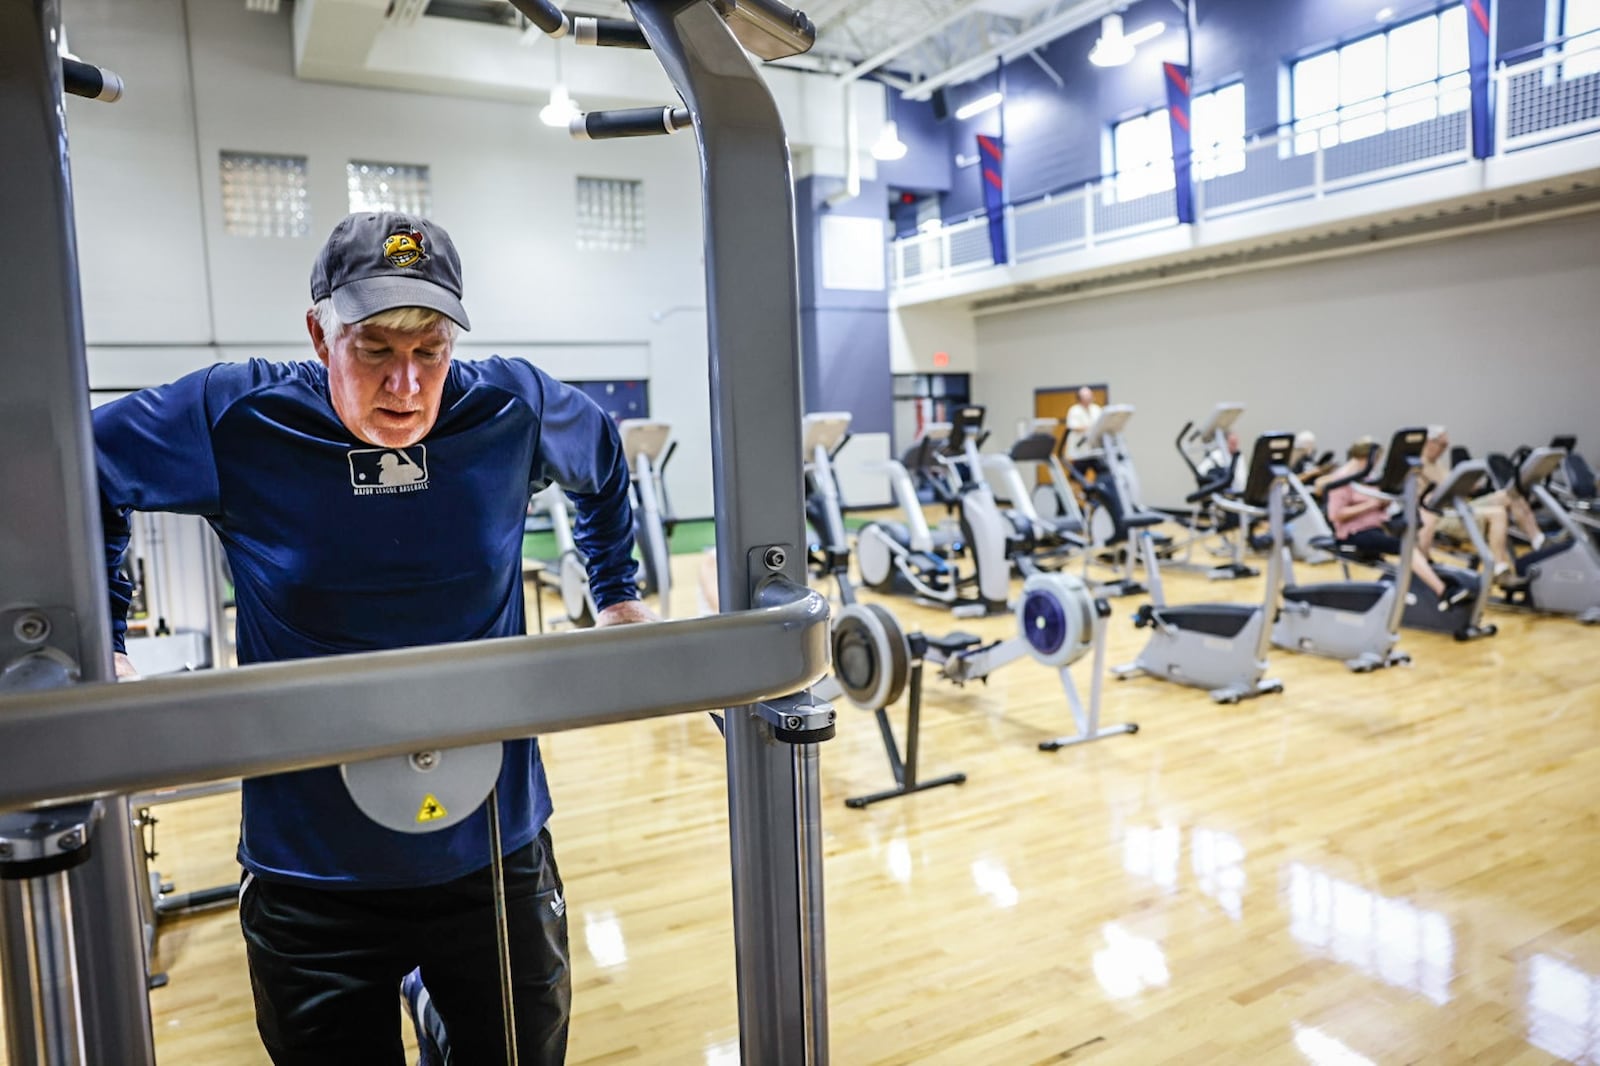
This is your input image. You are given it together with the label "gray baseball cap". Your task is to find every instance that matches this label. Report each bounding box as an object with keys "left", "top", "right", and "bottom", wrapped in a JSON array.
[{"left": 310, "top": 212, "right": 471, "bottom": 330}]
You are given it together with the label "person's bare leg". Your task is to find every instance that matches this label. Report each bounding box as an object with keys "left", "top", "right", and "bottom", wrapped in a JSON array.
[
  {"left": 1479, "top": 504, "right": 1511, "bottom": 568},
  {"left": 1508, "top": 492, "right": 1543, "bottom": 544},
  {"left": 1410, "top": 550, "right": 1447, "bottom": 598},
  {"left": 1417, "top": 510, "right": 1438, "bottom": 558}
]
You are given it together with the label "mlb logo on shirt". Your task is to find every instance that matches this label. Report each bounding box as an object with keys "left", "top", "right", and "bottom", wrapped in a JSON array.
[{"left": 347, "top": 446, "right": 430, "bottom": 496}]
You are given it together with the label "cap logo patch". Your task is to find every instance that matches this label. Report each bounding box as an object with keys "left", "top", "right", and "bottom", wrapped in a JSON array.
[{"left": 382, "top": 230, "right": 427, "bottom": 269}]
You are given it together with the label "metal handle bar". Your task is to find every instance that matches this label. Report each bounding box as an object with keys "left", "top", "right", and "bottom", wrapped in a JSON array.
[{"left": 0, "top": 578, "right": 829, "bottom": 812}]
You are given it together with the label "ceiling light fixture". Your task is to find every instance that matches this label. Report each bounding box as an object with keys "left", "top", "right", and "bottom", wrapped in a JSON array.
[
  {"left": 871, "top": 119, "right": 908, "bottom": 161},
  {"left": 954, "top": 91, "right": 1004, "bottom": 121},
  {"left": 540, "top": 83, "right": 580, "bottom": 127},
  {"left": 1375, "top": 6, "right": 1395, "bottom": 20},
  {"left": 1089, "top": 13, "right": 1166, "bottom": 68}
]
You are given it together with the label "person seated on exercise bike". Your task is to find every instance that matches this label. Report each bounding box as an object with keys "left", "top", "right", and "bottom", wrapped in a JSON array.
[
  {"left": 1416, "top": 427, "right": 1545, "bottom": 587},
  {"left": 1291, "top": 431, "right": 1337, "bottom": 483},
  {"left": 1198, "top": 430, "right": 1247, "bottom": 494},
  {"left": 1326, "top": 438, "right": 1471, "bottom": 610}
]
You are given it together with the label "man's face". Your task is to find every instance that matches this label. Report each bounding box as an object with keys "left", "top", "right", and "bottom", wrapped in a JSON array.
[
  {"left": 1423, "top": 435, "right": 1448, "bottom": 462},
  {"left": 1078, "top": 387, "right": 1094, "bottom": 406},
  {"left": 310, "top": 315, "right": 453, "bottom": 448}
]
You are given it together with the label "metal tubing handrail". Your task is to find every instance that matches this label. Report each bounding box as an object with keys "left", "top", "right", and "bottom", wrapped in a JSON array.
[
  {"left": 1497, "top": 26, "right": 1600, "bottom": 68},
  {"left": 0, "top": 579, "right": 829, "bottom": 813}
]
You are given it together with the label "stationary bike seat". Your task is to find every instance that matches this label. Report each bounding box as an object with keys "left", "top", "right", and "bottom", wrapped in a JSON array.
[{"left": 922, "top": 631, "right": 983, "bottom": 654}]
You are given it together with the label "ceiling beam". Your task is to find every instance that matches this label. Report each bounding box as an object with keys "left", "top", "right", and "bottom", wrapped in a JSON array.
[
  {"left": 901, "top": 0, "right": 1124, "bottom": 99},
  {"left": 836, "top": 0, "right": 994, "bottom": 83}
]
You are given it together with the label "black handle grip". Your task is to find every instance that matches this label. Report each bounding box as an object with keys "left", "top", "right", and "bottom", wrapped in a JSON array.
[
  {"left": 505, "top": 0, "right": 570, "bottom": 36},
  {"left": 575, "top": 16, "right": 650, "bottom": 49},
  {"left": 571, "top": 107, "right": 692, "bottom": 140},
  {"left": 62, "top": 57, "right": 123, "bottom": 102}
]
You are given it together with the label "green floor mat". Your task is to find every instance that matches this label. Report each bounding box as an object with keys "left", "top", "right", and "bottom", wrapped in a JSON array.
[{"left": 523, "top": 518, "right": 719, "bottom": 562}]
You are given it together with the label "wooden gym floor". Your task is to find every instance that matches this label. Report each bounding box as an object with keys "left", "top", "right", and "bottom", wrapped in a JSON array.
[{"left": 2, "top": 531, "right": 1597, "bottom": 1065}]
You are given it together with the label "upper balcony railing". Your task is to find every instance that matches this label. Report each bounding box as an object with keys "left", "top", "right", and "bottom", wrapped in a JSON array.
[{"left": 891, "top": 31, "right": 1600, "bottom": 291}]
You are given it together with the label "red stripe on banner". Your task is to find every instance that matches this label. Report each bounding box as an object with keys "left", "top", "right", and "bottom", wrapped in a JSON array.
[
  {"left": 1470, "top": 0, "right": 1489, "bottom": 33},
  {"left": 984, "top": 168, "right": 1003, "bottom": 190},
  {"left": 978, "top": 135, "right": 1003, "bottom": 162},
  {"left": 1172, "top": 106, "right": 1190, "bottom": 132},
  {"left": 1164, "top": 63, "right": 1190, "bottom": 97}
]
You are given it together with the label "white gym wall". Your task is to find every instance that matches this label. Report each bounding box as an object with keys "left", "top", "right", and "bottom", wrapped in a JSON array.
[{"left": 970, "top": 212, "right": 1600, "bottom": 506}]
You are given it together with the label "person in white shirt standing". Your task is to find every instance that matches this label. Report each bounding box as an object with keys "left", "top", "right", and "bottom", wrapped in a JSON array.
[{"left": 1064, "top": 386, "right": 1104, "bottom": 466}]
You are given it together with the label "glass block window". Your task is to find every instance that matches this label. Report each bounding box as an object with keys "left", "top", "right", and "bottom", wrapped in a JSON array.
[
  {"left": 576, "top": 177, "right": 644, "bottom": 251},
  {"left": 347, "top": 160, "right": 433, "bottom": 216},
  {"left": 219, "top": 151, "right": 310, "bottom": 238}
]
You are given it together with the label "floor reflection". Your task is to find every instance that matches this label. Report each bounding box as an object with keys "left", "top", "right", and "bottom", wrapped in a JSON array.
[
  {"left": 1122, "top": 824, "right": 1180, "bottom": 892},
  {"left": 970, "top": 856, "right": 1019, "bottom": 908},
  {"left": 1284, "top": 863, "right": 1454, "bottom": 1005},
  {"left": 702, "top": 1038, "right": 739, "bottom": 1066},
  {"left": 1292, "top": 1023, "right": 1377, "bottom": 1066},
  {"left": 886, "top": 835, "right": 913, "bottom": 885},
  {"left": 583, "top": 909, "right": 629, "bottom": 970},
  {"left": 1527, "top": 954, "right": 1600, "bottom": 1064},
  {"left": 1191, "top": 827, "right": 1246, "bottom": 921},
  {"left": 1092, "top": 923, "right": 1170, "bottom": 999},
  {"left": 1121, "top": 824, "right": 1246, "bottom": 919}
]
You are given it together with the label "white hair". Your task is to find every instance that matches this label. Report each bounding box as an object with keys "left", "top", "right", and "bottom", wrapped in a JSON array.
[{"left": 311, "top": 298, "right": 460, "bottom": 343}]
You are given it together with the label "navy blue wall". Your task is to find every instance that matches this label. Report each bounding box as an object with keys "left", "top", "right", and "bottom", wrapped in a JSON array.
[
  {"left": 795, "top": 175, "right": 894, "bottom": 435},
  {"left": 885, "top": 0, "right": 1552, "bottom": 221}
]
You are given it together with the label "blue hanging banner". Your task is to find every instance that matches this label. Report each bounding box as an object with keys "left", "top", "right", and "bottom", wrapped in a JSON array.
[
  {"left": 1466, "top": 0, "right": 1495, "bottom": 158},
  {"left": 977, "top": 134, "right": 1008, "bottom": 265},
  {"left": 1163, "top": 62, "right": 1196, "bottom": 224}
]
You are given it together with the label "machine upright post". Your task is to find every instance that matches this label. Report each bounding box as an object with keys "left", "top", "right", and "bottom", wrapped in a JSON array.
[
  {"left": 629, "top": 2, "right": 827, "bottom": 1061},
  {"left": 0, "top": 2, "right": 156, "bottom": 1062}
]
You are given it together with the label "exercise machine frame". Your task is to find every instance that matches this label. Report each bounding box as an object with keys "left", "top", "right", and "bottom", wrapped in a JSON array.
[{"left": 0, "top": 2, "right": 836, "bottom": 1063}]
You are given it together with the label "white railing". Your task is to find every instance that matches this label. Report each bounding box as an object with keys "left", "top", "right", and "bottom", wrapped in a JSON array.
[
  {"left": 1495, "top": 29, "right": 1600, "bottom": 153},
  {"left": 893, "top": 39, "right": 1600, "bottom": 291},
  {"left": 1198, "top": 79, "right": 1472, "bottom": 220},
  {"left": 890, "top": 216, "right": 992, "bottom": 288}
]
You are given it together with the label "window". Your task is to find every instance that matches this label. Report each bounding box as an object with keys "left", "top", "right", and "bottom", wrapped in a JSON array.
[
  {"left": 219, "top": 152, "right": 309, "bottom": 238},
  {"left": 1563, "top": 0, "right": 1600, "bottom": 76},
  {"left": 347, "top": 161, "right": 432, "bottom": 216},
  {"left": 1291, "top": 7, "right": 1469, "bottom": 154},
  {"left": 1110, "top": 83, "right": 1246, "bottom": 202},
  {"left": 575, "top": 176, "right": 644, "bottom": 251}
]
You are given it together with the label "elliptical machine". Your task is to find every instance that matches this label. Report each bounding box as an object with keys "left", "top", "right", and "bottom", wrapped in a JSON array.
[
  {"left": 802, "top": 411, "right": 857, "bottom": 602},
  {"left": 1271, "top": 427, "right": 1427, "bottom": 672},
  {"left": 619, "top": 419, "right": 675, "bottom": 617},
  {"left": 856, "top": 417, "right": 1014, "bottom": 617},
  {"left": 1113, "top": 433, "right": 1294, "bottom": 704},
  {"left": 821, "top": 572, "right": 1137, "bottom": 807},
  {"left": 1165, "top": 403, "right": 1258, "bottom": 580},
  {"left": 1069, "top": 406, "right": 1168, "bottom": 597},
  {"left": 981, "top": 421, "right": 1086, "bottom": 567},
  {"left": 545, "top": 418, "right": 676, "bottom": 625}
]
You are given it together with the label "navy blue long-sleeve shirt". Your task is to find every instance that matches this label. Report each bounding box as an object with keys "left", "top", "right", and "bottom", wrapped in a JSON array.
[{"left": 93, "top": 356, "right": 637, "bottom": 888}]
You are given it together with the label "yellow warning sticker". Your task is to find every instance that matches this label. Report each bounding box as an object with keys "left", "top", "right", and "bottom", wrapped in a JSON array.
[{"left": 416, "top": 794, "right": 448, "bottom": 824}]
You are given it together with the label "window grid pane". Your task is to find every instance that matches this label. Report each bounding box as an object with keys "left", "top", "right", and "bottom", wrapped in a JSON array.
[
  {"left": 576, "top": 176, "right": 645, "bottom": 252},
  {"left": 1565, "top": 0, "right": 1600, "bottom": 77},
  {"left": 220, "top": 152, "right": 310, "bottom": 239},
  {"left": 347, "top": 160, "right": 433, "bottom": 217},
  {"left": 1291, "top": 5, "right": 1469, "bottom": 154},
  {"left": 1566, "top": 0, "right": 1600, "bottom": 35},
  {"left": 1112, "top": 85, "right": 1244, "bottom": 201}
]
